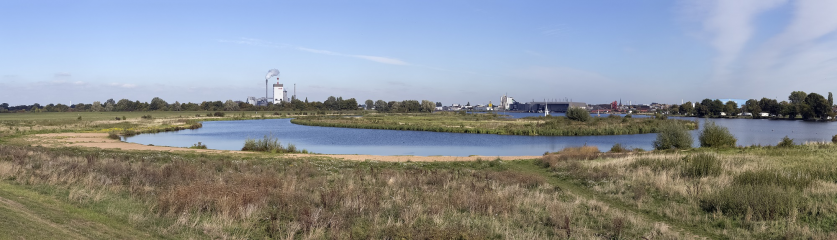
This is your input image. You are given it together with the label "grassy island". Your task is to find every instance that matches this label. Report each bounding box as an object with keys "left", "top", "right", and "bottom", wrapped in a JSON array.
[{"left": 291, "top": 112, "right": 698, "bottom": 136}]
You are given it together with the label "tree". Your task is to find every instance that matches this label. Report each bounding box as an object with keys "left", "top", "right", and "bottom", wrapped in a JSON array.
[
  {"left": 566, "top": 107, "right": 590, "bottom": 122},
  {"left": 724, "top": 101, "right": 738, "bottom": 116},
  {"left": 744, "top": 99, "right": 761, "bottom": 117},
  {"left": 365, "top": 99, "right": 373, "bottom": 110},
  {"left": 224, "top": 100, "right": 239, "bottom": 111},
  {"left": 780, "top": 101, "right": 797, "bottom": 118},
  {"left": 789, "top": 91, "right": 807, "bottom": 105},
  {"left": 421, "top": 100, "right": 435, "bottom": 112},
  {"left": 679, "top": 102, "right": 693, "bottom": 116},
  {"left": 91, "top": 101, "right": 103, "bottom": 112},
  {"left": 829, "top": 92, "right": 834, "bottom": 107},
  {"left": 805, "top": 93, "right": 830, "bottom": 120},
  {"left": 149, "top": 97, "right": 168, "bottom": 111},
  {"left": 172, "top": 101, "right": 182, "bottom": 111},
  {"left": 695, "top": 102, "right": 710, "bottom": 117},
  {"left": 324, "top": 96, "right": 338, "bottom": 110},
  {"left": 374, "top": 100, "right": 388, "bottom": 112},
  {"left": 758, "top": 98, "right": 780, "bottom": 116},
  {"left": 436, "top": 102, "right": 442, "bottom": 107},
  {"left": 104, "top": 101, "right": 114, "bottom": 112},
  {"left": 466, "top": 102, "right": 470, "bottom": 107},
  {"left": 710, "top": 99, "right": 724, "bottom": 116}
]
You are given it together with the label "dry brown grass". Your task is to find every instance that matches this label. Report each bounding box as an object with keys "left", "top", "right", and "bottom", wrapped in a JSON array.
[{"left": 0, "top": 145, "right": 695, "bottom": 239}]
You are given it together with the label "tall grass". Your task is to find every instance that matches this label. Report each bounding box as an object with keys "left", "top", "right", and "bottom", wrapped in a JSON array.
[
  {"left": 0, "top": 145, "right": 683, "bottom": 239},
  {"left": 241, "top": 135, "right": 302, "bottom": 153}
]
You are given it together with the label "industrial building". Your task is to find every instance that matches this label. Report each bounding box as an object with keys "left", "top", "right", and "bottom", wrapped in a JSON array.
[
  {"left": 508, "top": 101, "right": 587, "bottom": 113},
  {"left": 273, "top": 81, "right": 288, "bottom": 104}
]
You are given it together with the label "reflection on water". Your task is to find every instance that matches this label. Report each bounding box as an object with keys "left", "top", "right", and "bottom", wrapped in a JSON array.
[{"left": 125, "top": 117, "right": 837, "bottom": 156}]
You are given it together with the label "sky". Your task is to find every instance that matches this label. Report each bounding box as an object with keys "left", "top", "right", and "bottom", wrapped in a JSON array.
[{"left": 2, "top": 0, "right": 837, "bottom": 106}]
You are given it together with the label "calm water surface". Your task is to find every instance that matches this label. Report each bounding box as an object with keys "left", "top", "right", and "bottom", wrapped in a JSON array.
[{"left": 126, "top": 115, "right": 837, "bottom": 156}]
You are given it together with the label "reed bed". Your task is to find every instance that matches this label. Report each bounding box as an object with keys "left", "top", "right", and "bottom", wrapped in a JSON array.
[{"left": 291, "top": 113, "right": 698, "bottom": 136}]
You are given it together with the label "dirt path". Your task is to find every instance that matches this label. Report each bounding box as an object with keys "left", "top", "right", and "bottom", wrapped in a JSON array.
[{"left": 28, "top": 133, "right": 541, "bottom": 162}]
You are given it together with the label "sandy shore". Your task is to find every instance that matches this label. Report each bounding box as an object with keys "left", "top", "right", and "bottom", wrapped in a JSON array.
[{"left": 28, "top": 133, "right": 541, "bottom": 162}]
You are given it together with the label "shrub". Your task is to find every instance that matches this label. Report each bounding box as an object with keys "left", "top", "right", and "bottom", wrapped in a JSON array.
[
  {"left": 698, "top": 121, "right": 737, "bottom": 148},
  {"left": 141, "top": 114, "right": 153, "bottom": 119},
  {"left": 122, "top": 115, "right": 126, "bottom": 121},
  {"left": 566, "top": 107, "right": 590, "bottom": 122},
  {"left": 653, "top": 121, "right": 693, "bottom": 150},
  {"left": 777, "top": 136, "right": 794, "bottom": 147},
  {"left": 107, "top": 131, "right": 120, "bottom": 140},
  {"left": 77, "top": 116, "right": 82, "bottom": 120},
  {"left": 655, "top": 113, "right": 667, "bottom": 120},
  {"left": 610, "top": 143, "right": 629, "bottom": 153},
  {"left": 189, "top": 142, "right": 207, "bottom": 149},
  {"left": 607, "top": 114, "right": 621, "bottom": 120},
  {"left": 213, "top": 112, "right": 225, "bottom": 117},
  {"left": 624, "top": 114, "right": 632, "bottom": 118},
  {"left": 681, "top": 153, "right": 722, "bottom": 178},
  {"left": 832, "top": 134, "right": 837, "bottom": 143},
  {"left": 561, "top": 146, "right": 600, "bottom": 160}
]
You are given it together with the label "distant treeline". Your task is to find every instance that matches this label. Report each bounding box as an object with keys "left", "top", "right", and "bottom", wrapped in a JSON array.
[
  {"left": 663, "top": 91, "right": 835, "bottom": 120},
  {"left": 0, "top": 96, "right": 437, "bottom": 113}
]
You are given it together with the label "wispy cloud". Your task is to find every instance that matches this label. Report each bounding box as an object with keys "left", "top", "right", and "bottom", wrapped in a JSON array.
[
  {"left": 690, "top": 0, "right": 837, "bottom": 98},
  {"left": 700, "top": 0, "right": 786, "bottom": 80},
  {"left": 221, "top": 38, "right": 409, "bottom": 66},
  {"left": 354, "top": 55, "right": 408, "bottom": 65},
  {"left": 537, "top": 25, "right": 565, "bottom": 37},
  {"left": 54, "top": 72, "right": 72, "bottom": 78},
  {"left": 109, "top": 83, "right": 136, "bottom": 88}
]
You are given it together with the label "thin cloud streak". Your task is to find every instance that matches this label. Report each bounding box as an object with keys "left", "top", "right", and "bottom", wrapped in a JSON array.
[
  {"left": 222, "top": 38, "right": 409, "bottom": 66},
  {"left": 701, "top": 0, "right": 786, "bottom": 81}
]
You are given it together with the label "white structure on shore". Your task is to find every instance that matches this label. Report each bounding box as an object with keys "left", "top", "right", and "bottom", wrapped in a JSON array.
[{"left": 273, "top": 78, "right": 288, "bottom": 104}]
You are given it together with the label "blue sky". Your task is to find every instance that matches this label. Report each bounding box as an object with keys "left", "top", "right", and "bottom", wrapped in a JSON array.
[{"left": 2, "top": 0, "right": 836, "bottom": 106}]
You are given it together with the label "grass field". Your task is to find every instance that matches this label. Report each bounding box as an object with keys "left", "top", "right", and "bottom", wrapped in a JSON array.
[
  {"left": 291, "top": 112, "right": 698, "bottom": 136},
  {"left": 1, "top": 111, "right": 836, "bottom": 239}
]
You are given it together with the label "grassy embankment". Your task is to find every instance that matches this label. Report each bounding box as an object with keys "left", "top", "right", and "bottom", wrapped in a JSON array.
[
  {"left": 291, "top": 112, "right": 698, "bottom": 136},
  {"left": 1, "top": 111, "right": 836, "bottom": 238},
  {"left": 540, "top": 145, "right": 837, "bottom": 239},
  {"left": 0, "top": 111, "right": 342, "bottom": 142}
]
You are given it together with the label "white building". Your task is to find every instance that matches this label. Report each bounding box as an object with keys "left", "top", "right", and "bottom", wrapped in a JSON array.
[{"left": 273, "top": 82, "right": 288, "bottom": 104}]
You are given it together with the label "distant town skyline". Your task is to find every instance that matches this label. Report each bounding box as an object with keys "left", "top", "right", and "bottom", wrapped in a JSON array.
[{"left": 2, "top": 0, "right": 837, "bottom": 106}]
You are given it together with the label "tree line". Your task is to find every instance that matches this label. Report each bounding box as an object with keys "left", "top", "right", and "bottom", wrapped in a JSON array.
[
  {"left": 0, "top": 96, "right": 437, "bottom": 113},
  {"left": 363, "top": 99, "right": 436, "bottom": 113},
  {"left": 665, "top": 91, "right": 834, "bottom": 120}
]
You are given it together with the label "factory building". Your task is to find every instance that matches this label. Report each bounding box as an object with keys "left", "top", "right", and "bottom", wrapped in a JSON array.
[
  {"left": 509, "top": 101, "right": 587, "bottom": 113},
  {"left": 273, "top": 80, "right": 288, "bottom": 103}
]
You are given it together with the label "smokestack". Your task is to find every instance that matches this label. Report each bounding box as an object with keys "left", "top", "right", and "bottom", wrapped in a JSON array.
[{"left": 265, "top": 69, "right": 280, "bottom": 104}]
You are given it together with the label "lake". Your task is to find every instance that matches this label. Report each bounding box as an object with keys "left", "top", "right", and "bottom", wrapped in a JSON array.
[{"left": 125, "top": 116, "right": 837, "bottom": 156}]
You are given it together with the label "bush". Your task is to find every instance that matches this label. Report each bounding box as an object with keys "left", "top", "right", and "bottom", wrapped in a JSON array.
[
  {"left": 832, "top": 134, "right": 837, "bottom": 143},
  {"left": 213, "top": 112, "right": 225, "bottom": 117},
  {"left": 189, "top": 142, "right": 207, "bottom": 149},
  {"left": 141, "top": 114, "right": 153, "bottom": 119},
  {"left": 653, "top": 121, "right": 693, "bottom": 150},
  {"left": 698, "top": 121, "right": 737, "bottom": 148},
  {"left": 566, "top": 107, "right": 590, "bottom": 122},
  {"left": 610, "top": 143, "right": 629, "bottom": 153},
  {"left": 681, "top": 153, "right": 722, "bottom": 178},
  {"left": 777, "top": 136, "right": 794, "bottom": 147},
  {"left": 107, "top": 131, "right": 120, "bottom": 140}
]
